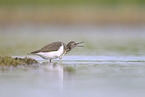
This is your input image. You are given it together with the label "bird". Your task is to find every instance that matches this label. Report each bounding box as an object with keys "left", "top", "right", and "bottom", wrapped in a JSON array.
[{"left": 30, "top": 41, "right": 84, "bottom": 62}]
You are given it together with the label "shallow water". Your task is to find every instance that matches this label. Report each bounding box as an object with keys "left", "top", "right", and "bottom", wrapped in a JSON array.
[
  {"left": 0, "top": 25, "right": 145, "bottom": 97},
  {"left": 0, "top": 56, "right": 145, "bottom": 97}
]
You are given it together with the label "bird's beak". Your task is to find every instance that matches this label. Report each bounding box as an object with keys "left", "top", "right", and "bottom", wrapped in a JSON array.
[{"left": 76, "top": 41, "right": 84, "bottom": 47}]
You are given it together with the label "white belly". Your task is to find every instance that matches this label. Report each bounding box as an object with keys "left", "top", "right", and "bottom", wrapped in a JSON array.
[{"left": 36, "top": 44, "right": 64, "bottom": 59}]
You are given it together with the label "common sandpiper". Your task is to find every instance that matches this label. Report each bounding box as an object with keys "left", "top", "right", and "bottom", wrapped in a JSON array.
[{"left": 30, "top": 41, "right": 84, "bottom": 62}]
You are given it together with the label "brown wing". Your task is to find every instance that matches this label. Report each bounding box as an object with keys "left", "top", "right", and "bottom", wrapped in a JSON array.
[{"left": 31, "top": 42, "right": 63, "bottom": 54}]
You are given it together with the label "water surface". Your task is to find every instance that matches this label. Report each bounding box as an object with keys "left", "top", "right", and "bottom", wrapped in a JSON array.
[
  {"left": 0, "top": 25, "right": 145, "bottom": 97},
  {"left": 0, "top": 56, "right": 145, "bottom": 97}
]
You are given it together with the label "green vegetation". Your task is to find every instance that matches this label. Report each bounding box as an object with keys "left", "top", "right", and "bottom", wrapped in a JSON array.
[
  {"left": 0, "top": 0, "right": 145, "bottom": 6},
  {"left": 64, "top": 67, "right": 75, "bottom": 72},
  {"left": 0, "top": 0, "right": 145, "bottom": 25},
  {"left": 0, "top": 56, "right": 38, "bottom": 66}
]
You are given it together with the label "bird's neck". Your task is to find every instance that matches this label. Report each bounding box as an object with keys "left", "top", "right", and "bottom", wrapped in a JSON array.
[
  {"left": 63, "top": 43, "right": 71, "bottom": 53},
  {"left": 62, "top": 43, "right": 67, "bottom": 51}
]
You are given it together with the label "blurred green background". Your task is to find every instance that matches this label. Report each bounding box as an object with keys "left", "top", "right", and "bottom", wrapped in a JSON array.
[
  {"left": 0, "top": 0, "right": 145, "bottom": 56},
  {"left": 0, "top": 0, "right": 145, "bottom": 24}
]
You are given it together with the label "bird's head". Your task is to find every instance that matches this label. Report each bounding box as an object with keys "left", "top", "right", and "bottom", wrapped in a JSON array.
[
  {"left": 66, "top": 41, "right": 84, "bottom": 53},
  {"left": 59, "top": 41, "right": 84, "bottom": 59}
]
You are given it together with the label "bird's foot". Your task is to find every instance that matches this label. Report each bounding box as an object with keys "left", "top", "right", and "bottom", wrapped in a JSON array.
[{"left": 59, "top": 56, "right": 62, "bottom": 59}]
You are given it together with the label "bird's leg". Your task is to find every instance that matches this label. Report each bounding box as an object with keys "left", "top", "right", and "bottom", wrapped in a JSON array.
[
  {"left": 59, "top": 50, "right": 67, "bottom": 59},
  {"left": 49, "top": 59, "right": 52, "bottom": 62},
  {"left": 59, "top": 55, "right": 63, "bottom": 59},
  {"left": 59, "top": 56, "right": 62, "bottom": 59},
  {"left": 60, "top": 54, "right": 65, "bottom": 59}
]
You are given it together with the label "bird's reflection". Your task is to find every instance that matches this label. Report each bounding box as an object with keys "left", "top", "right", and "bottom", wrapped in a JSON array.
[
  {"left": 39, "top": 61, "right": 76, "bottom": 93},
  {"left": 41, "top": 61, "right": 75, "bottom": 73}
]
